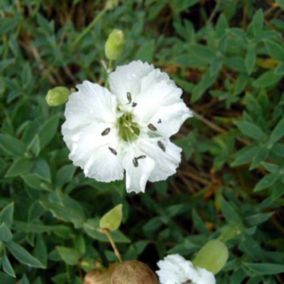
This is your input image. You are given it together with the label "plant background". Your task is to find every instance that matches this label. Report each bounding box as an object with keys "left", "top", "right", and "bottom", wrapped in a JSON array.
[{"left": 1, "top": 0, "right": 284, "bottom": 283}]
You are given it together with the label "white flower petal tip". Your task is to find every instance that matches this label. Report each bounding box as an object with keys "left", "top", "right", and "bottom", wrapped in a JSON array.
[
  {"left": 156, "top": 254, "right": 216, "bottom": 284},
  {"left": 62, "top": 61, "right": 192, "bottom": 193}
]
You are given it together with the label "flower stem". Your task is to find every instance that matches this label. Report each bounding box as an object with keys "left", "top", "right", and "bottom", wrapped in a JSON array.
[
  {"left": 72, "top": 8, "right": 107, "bottom": 49},
  {"left": 101, "top": 228, "right": 122, "bottom": 263}
]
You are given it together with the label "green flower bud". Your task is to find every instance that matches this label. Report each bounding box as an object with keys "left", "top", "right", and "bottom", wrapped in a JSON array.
[
  {"left": 99, "top": 204, "right": 123, "bottom": 232},
  {"left": 46, "top": 86, "right": 70, "bottom": 106},
  {"left": 105, "top": 0, "right": 119, "bottom": 10},
  {"left": 192, "top": 239, "right": 229, "bottom": 275},
  {"left": 105, "top": 29, "right": 125, "bottom": 61}
]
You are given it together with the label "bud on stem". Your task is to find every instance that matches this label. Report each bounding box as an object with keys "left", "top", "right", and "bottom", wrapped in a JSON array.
[
  {"left": 105, "top": 29, "right": 125, "bottom": 61},
  {"left": 192, "top": 239, "right": 229, "bottom": 274},
  {"left": 46, "top": 86, "right": 70, "bottom": 106}
]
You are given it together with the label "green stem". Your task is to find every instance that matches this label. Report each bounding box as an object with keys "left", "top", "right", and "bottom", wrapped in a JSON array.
[
  {"left": 101, "top": 228, "right": 122, "bottom": 263},
  {"left": 72, "top": 8, "right": 107, "bottom": 49}
]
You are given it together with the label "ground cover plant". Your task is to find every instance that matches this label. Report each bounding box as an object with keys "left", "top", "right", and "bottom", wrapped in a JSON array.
[{"left": 1, "top": 0, "right": 284, "bottom": 283}]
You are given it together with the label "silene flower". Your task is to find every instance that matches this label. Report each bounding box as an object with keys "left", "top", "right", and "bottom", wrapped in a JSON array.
[
  {"left": 156, "top": 254, "right": 216, "bottom": 284},
  {"left": 62, "top": 61, "right": 192, "bottom": 193}
]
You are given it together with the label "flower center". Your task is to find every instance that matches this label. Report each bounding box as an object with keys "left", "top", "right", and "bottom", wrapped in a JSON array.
[{"left": 117, "top": 112, "right": 140, "bottom": 142}]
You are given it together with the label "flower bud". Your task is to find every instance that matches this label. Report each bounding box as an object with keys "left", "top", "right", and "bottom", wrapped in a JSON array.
[
  {"left": 105, "top": 0, "right": 119, "bottom": 10},
  {"left": 192, "top": 239, "right": 229, "bottom": 275},
  {"left": 105, "top": 29, "right": 125, "bottom": 61},
  {"left": 99, "top": 204, "right": 123, "bottom": 232},
  {"left": 110, "top": 260, "right": 158, "bottom": 284},
  {"left": 46, "top": 86, "right": 70, "bottom": 106}
]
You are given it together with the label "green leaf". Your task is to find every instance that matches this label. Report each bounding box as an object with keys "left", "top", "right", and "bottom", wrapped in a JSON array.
[
  {"left": 55, "top": 164, "right": 76, "bottom": 188},
  {"left": 38, "top": 115, "right": 59, "bottom": 150},
  {"left": 6, "top": 241, "right": 45, "bottom": 268},
  {"left": 236, "top": 121, "right": 266, "bottom": 140},
  {"left": 0, "top": 203, "right": 14, "bottom": 228},
  {"left": 245, "top": 212, "right": 273, "bottom": 226},
  {"left": 21, "top": 174, "right": 46, "bottom": 191},
  {"left": 275, "top": 62, "right": 284, "bottom": 75},
  {"left": 253, "top": 173, "right": 279, "bottom": 192},
  {"left": 276, "top": 0, "right": 284, "bottom": 10},
  {"left": 33, "top": 159, "right": 51, "bottom": 183},
  {"left": 188, "top": 44, "right": 216, "bottom": 65},
  {"left": 20, "top": 275, "right": 30, "bottom": 284},
  {"left": 231, "top": 146, "right": 258, "bottom": 167},
  {"left": 0, "top": 134, "right": 26, "bottom": 157},
  {"left": 221, "top": 197, "right": 242, "bottom": 225},
  {"left": 2, "top": 254, "right": 15, "bottom": 278},
  {"left": 170, "top": 0, "right": 198, "bottom": 13},
  {"left": 250, "top": 146, "right": 270, "bottom": 169},
  {"left": 56, "top": 246, "right": 80, "bottom": 266},
  {"left": 40, "top": 192, "right": 85, "bottom": 228},
  {"left": 5, "top": 158, "right": 33, "bottom": 178},
  {"left": 84, "top": 219, "right": 130, "bottom": 243},
  {"left": 27, "top": 135, "right": 41, "bottom": 157},
  {"left": 245, "top": 45, "right": 256, "bottom": 75},
  {"left": 34, "top": 236, "right": 47, "bottom": 267},
  {"left": 0, "top": 15, "right": 21, "bottom": 36},
  {"left": 265, "top": 40, "right": 284, "bottom": 61},
  {"left": 134, "top": 40, "right": 155, "bottom": 62},
  {"left": 99, "top": 204, "right": 123, "bottom": 231},
  {"left": 251, "top": 10, "right": 264, "bottom": 39},
  {"left": 253, "top": 71, "right": 282, "bottom": 88},
  {"left": 0, "top": 223, "right": 13, "bottom": 242},
  {"left": 243, "top": 262, "right": 284, "bottom": 275},
  {"left": 268, "top": 117, "right": 284, "bottom": 146}
]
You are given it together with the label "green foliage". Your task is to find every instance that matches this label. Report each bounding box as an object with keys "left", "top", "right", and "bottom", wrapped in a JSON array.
[{"left": 0, "top": 0, "right": 284, "bottom": 283}]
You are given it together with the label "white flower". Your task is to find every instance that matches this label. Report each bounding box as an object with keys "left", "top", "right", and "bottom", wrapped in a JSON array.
[
  {"left": 156, "top": 254, "right": 216, "bottom": 284},
  {"left": 62, "top": 61, "right": 192, "bottom": 193}
]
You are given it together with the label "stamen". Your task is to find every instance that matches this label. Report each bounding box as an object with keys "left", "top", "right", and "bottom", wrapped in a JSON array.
[
  {"left": 108, "top": 147, "right": 117, "bottom": 155},
  {"left": 132, "top": 158, "right": 138, "bottom": 167},
  {"left": 101, "top": 128, "right": 111, "bottom": 136},
  {"left": 157, "top": 141, "right": 166, "bottom": 152},
  {"left": 148, "top": 123, "right": 157, "bottom": 131},
  {"left": 157, "top": 119, "right": 162, "bottom": 124},
  {"left": 136, "top": 155, "right": 146, "bottom": 160},
  {"left": 127, "top": 92, "right": 132, "bottom": 103},
  {"left": 132, "top": 155, "right": 146, "bottom": 167},
  {"left": 132, "top": 102, "right": 137, "bottom": 107}
]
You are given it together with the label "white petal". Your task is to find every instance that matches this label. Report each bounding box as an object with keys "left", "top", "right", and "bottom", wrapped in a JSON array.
[
  {"left": 109, "top": 60, "right": 154, "bottom": 105},
  {"left": 144, "top": 102, "right": 192, "bottom": 138},
  {"left": 138, "top": 137, "right": 182, "bottom": 182},
  {"left": 196, "top": 268, "right": 216, "bottom": 284},
  {"left": 156, "top": 254, "right": 199, "bottom": 284},
  {"left": 121, "top": 143, "right": 155, "bottom": 193},
  {"left": 62, "top": 121, "right": 123, "bottom": 183},
  {"left": 133, "top": 68, "right": 190, "bottom": 126},
  {"left": 62, "top": 80, "right": 123, "bottom": 182},
  {"left": 64, "top": 80, "right": 117, "bottom": 130}
]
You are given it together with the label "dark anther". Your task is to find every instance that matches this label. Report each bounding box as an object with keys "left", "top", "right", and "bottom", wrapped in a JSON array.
[
  {"left": 136, "top": 155, "right": 146, "bottom": 160},
  {"left": 148, "top": 123, "right": 157, "bottom": 131},
  {"left": 157, "top": 119, "right": 162, "bottom": 124},
  {"left": 108, "top": 147, "right": 117, "bottom": 155},
  {"left": 127, "top": 92, "right": 132, "bottom": 103},
  {"left": 132, "top": 102, "right": 137, "bottom": 107},
  {"left": 132, "top": 158, "right": 138, "bottom": 167},
  {"left": 133, "top": 155, "right": 146, "bottom": 167},
  {"left": 101, "top": 128, "right": 111, "bottom": 136},
  {"left": 157, "top": 141, "right": 166, "bottom": 152}
]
